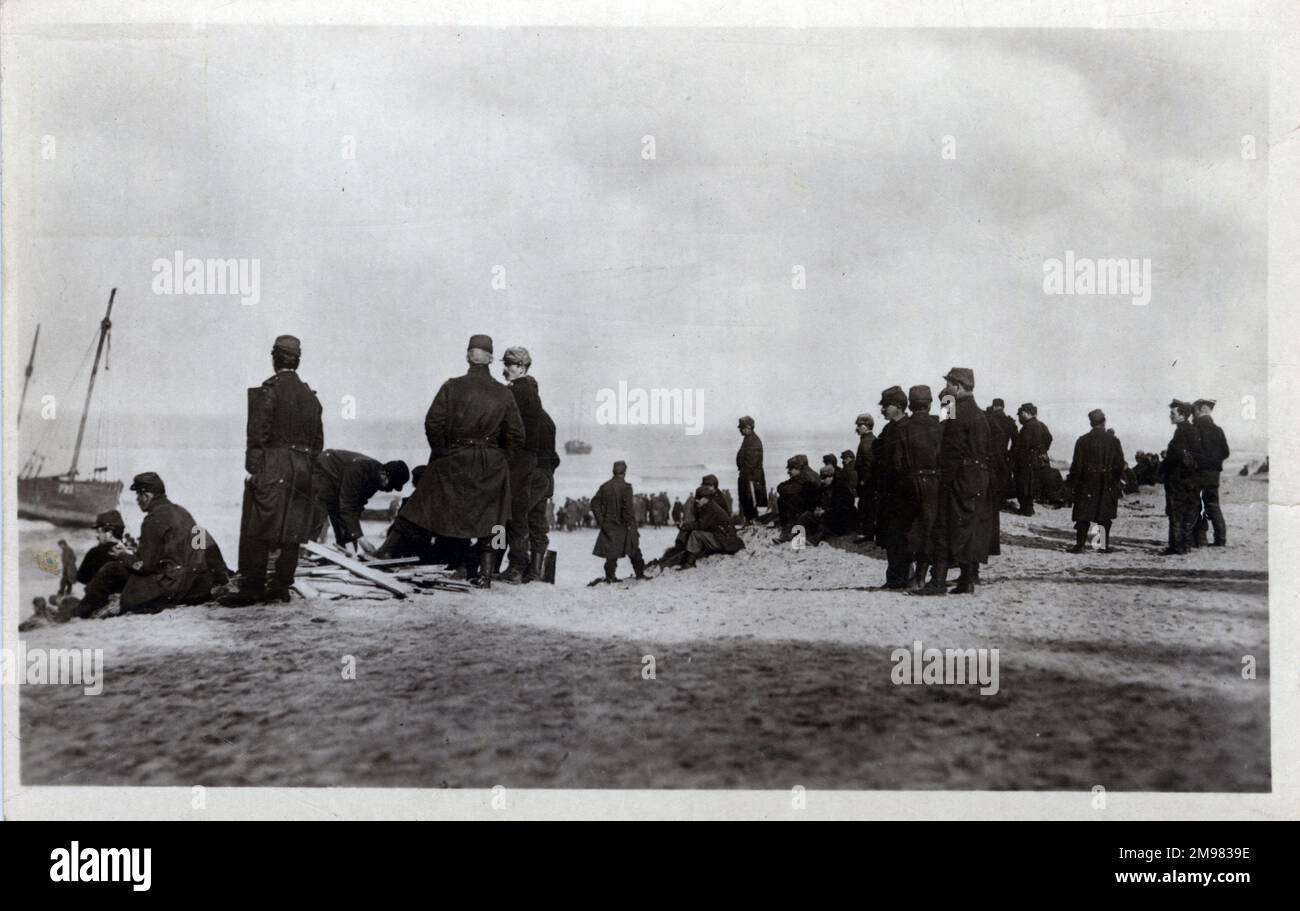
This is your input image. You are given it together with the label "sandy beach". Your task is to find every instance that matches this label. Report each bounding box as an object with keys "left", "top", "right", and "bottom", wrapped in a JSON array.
[{"left": 14, "top": 472, "right": 1268, "bottom": 791}]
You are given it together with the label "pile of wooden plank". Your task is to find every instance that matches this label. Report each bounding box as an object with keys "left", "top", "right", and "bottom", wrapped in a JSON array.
[{"left": 293, "top": 542, "right": 471, "bottom": 601}]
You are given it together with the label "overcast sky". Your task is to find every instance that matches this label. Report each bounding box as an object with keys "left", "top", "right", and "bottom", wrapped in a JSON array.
[{"left": 5, "top": 25, "right": 1269, "bottom": 455}]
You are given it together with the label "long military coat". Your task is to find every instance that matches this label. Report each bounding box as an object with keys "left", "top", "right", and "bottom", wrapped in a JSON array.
[
  {"left": 930, "top": 397, "right": 992, "bottom": 565},
  {"left": 400, "top": 364, "right": 525, "bottom": 539},
  {"left": 591, "top": 476, "right": 640, "bottom": 558},
  {"left": 1067, "top": 427, "right": 1126, "bottom": 523},
  {"left": 1159, "top": 421, "right": 1202, "bottom": 517},
  {"left": 873, "top": 419, "right": 909, "bottom": 548},
  {"left": 240, "top": 370, "right": 324, "bottom": 544},
  {"left": 736, "top": 432, "right": 768, "bottom": 507},
  {"left": 894, "top": 412, "right": 943, "bottom": 557},
  {"left": 123, "top": 496, "right": 209, "bottom": 608}
]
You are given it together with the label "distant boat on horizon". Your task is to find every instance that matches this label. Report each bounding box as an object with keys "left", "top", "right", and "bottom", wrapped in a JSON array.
[
  {"left": 564, "top": 439, "right": 592, "bottom": 455},
  {"left": 17, "top": 290, "right": 124, "bottom": 527}
]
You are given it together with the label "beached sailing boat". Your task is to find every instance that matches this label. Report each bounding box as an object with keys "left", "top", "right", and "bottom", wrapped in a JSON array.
[{"left": 17, "top": 289, "right": 124, "bottom": 526}]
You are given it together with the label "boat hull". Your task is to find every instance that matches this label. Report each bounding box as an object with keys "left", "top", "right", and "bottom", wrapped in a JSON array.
[{"left": 17, "top": 476, "right": 123, "bottom": 527}]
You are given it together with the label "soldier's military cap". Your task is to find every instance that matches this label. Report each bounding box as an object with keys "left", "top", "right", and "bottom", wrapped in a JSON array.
[
  {"left": 822, "top": 454, "right": 837, "bottom": 466},
  {"left": 694, "top": 486, "right": 713, "bottom": 499},
  {"left": 468, "top": 334, "right": 494, "bottom": 353},
  {"left": 944, "top": 367, "right": 975, "bottom": 390},
  {"left": 1169, "top": 399, "right": 1194, "bottom": 416},
  {"left": 793, "top": 455, "right": 810, "bottom": 468},
  {"left": 383, "top": 461, "right": 410, "bottom": 491},
  {"left": 1192, "top": 398, "right": 1216, "bottom": 410},
  {"left": 503, "top": 346, "right": 531, "bottom": 367},
  {"left": 1088, "top": 408, "right": 1106, "bottom": 424},
  {"left": 786, "top": 456, "right": 801, "bottom": 470},
  {"left": 879, "top": 386, "right": 907, "bottom": 408},
  {"left": 908, "top": 384, "right": 933, "bottom": 406},
  {"left": 841, "top": 449, "right": 854, "bottom": 461},
  {"left": 737, "top": 415, "right": 755, "bottom": 428},
  {"left": 272, "top": 334, "right": 301, "bottom": 356},
  {"left": 94, "top": 509, "right": 125, "bottom": 530},
  {"left": 129, "top": 471, "right": 166, "bottom": 494},
  {"left": 992, "top": 398, "right": 1006, "bottom": 408},
  {"left": 855, "top": 413, "right": 875, "bottom": 427},
  {"left": 613, "top": 460, "right": 628, "bottom": 474},
  {"left": 1019, "top": 402, "right": 1038, "bottom": 416},
  {"left": 702, "top": 473, "right": 720, "bottom": 489}
]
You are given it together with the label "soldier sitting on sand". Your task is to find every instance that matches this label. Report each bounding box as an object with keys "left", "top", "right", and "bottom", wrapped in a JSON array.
[
  {"left": 76, "top": 472, "right": 223, "bottom": 617},
  {"left": 677, "top": 486, "right": 745, "bottom": 568}
]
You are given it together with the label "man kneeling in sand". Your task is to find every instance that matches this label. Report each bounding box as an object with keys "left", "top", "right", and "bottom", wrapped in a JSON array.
[
  {"left": 74, "top": 472, "right": 223, "bottom": 617},
  {"left": 677, "top": 486, "right": 745, "bottom": 569}
]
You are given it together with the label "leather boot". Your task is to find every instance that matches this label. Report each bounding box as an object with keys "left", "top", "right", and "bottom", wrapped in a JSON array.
[
  {"left": 910, "top": 562, "right": 948, "bottom": 596},
  {"left": 529, "top": 551, "right": 547, "bottom": 583},
  {"left": 471, "top": 551, "right": 494, "bottom": 589},
  {"left": 908, "top": 562, "right": 928, "bottom": 593},
  {"left": 950, "top": 565, "right": 976, "bottom": 595},
  {"left": 632, "top": 556, "right": 648, "bottom": 580}
]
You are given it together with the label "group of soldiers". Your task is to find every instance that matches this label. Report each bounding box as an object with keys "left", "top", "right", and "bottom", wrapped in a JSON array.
[
  {"left": 735, "top": 371, "right": 1232, "bottom": 596},
  {"left": 34, "top": 336, "right": 1235, "bottom": 617}
]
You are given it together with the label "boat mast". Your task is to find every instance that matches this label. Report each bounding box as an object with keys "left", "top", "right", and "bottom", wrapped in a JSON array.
[
  {"left": 67, "top": 289, "right": 115, "bottom": 479},
  {"left": 16, "top": 323, "right": 39, "bottom": 429}
]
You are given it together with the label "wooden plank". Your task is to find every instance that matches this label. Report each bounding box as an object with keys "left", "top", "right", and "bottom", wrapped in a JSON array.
[
  {"left": 292, "top": 578, "right": 322, "bottom": 599},
  {"left": 301, "top": 557, "right": 419, "bottom": 576},
  {"left": 301, "top": 542, "right": 412, "bottom": 598}
]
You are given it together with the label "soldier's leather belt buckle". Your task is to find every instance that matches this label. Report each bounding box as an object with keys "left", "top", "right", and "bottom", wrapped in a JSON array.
[{"left": 454, "top": 437, "right": 497, "bottom": 448}]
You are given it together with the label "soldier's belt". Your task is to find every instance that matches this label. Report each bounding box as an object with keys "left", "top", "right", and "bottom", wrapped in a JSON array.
[
  {"left": 907, "top": 469, "right": 940, "bottom": 477},
  {"left": 453, "top": 437, "right": 498, "bottom": 448}
]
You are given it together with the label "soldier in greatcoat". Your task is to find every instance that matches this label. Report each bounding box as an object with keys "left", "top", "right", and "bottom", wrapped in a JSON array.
[
  {"left": 1158, "top": 399, "right": 1203, "bottom": 555},
  {"left": 894, "top": 385, "right": 943, "bottom": 591},
  {"left": 874, "top": 386, "right": 911, "bottom": 589},
  {"left": 222, "top": 335, "right": 324, "bottom": 605},
  {"left": 912, "top": 368, "right": 992, "bottom": 596},
  {"left": 853, "top": 414, "right": 876, "bottom": 543},
  {"left": 735, "top": 416, "right": 768, "bottom": 525},
  {"left": 1011, "top": 403, "right": 1053, "bottom": 516},
  {"left": 1065, "top": 409, "right": 1126, "bottom": 552},
  {"left": 396, "top": 334, "right": 525, "bottom": 588},
  {"left": 591, "top": 461, "right": 646, "bottom": 582}
]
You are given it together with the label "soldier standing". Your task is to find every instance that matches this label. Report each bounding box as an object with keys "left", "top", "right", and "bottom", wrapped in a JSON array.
[
  {"left": 57, "top": 540, "right": 77, "bottom": 596},
  {"left": 397, "top": 334, "right": 525, "bottom": 588},
  {"left": 1159, "top": 399, "right": 1203, "bottom": 555},
  {"left": 735, "top": 416, "right": 767, "bottom": 525},
  {"left": 894, "top": 385, "right": 943, "bottom": 591},
  {"left": 222, "top": 335, "right": 323, "bottom": 606},
  {"left": 1192, "top": 398, "right": 1230, "bottom": 547},
  {"left": 874, "top": 386, "right": 911, "bottom": 589},
  {"left": 912, "top": 368, "right": 991, "bottom": 596},
  {"left": 500, "top": 346, "right": 558, "bottom": 583},
  {"left": 1065, "top": 409, "right": 1126, "bottom": 552},
  {"left": 1011, "top": 403, "right": 1052, "bottom": 516},
  {"left": 592, "top": 461, "right": 646, "bottom": 582},
  {"left": 853, "top": 414, "right": 876, "bottom": 543}
]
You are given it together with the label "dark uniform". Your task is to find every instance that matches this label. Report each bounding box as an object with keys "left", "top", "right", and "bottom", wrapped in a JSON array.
[
  {"left": 736, "top": 417, "right": 768, "bottom": 522},
  {"left": 233, "top": 335, "right": 324, "bottom": 599},
  {"left": 503, "top": 356, "right": 544, "bottom": 578},
  {"left": 592, "top": 463, "right": 645, "bottom": 581},
  {"left": 775, "top": 457, "right": 818, "bottom": 535},
  {"left": 1160, "top": 401, "right": 1203, "bottom": 554},
  {"left": 917, "top": 369, "right": 991, "bottom": 595},
  {"left": 525, "top": 385, "right": 561, "bottom": 580},
  {"left": 313, "top": 449, "right": 405, "bottom": 546},
  {"left": 1011, "top": 406, "right": 1052, "bottom": 515},
  {"left": 1192, "top": 403, "right": 1230, "bottom": 546},
  {"left": 80, "top": 473, "right": 215, "bottom": 615},
  {"left": 400, "top": 353, "right": 525, "bottom": 540},
  {"left": 1066, "top": 412, "right": 1126, "bottom": 551},
  {"left": 683, "top": 490, "right": 745, "bottom": 560},
  {"left": 985, "top": 401, "right": 1017, "bottom": 555},
  {"left": 894, "top": 387, "right": 943, "bottom": 589},
  {"left": 874, "top": 388, "right": 911, "bottom": 588},
  {"left": 58, "top": 542, "right": 77, "bottom": 596},
  {"left": 854, "top": 416, "right": 876, "bottom": 539}
]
